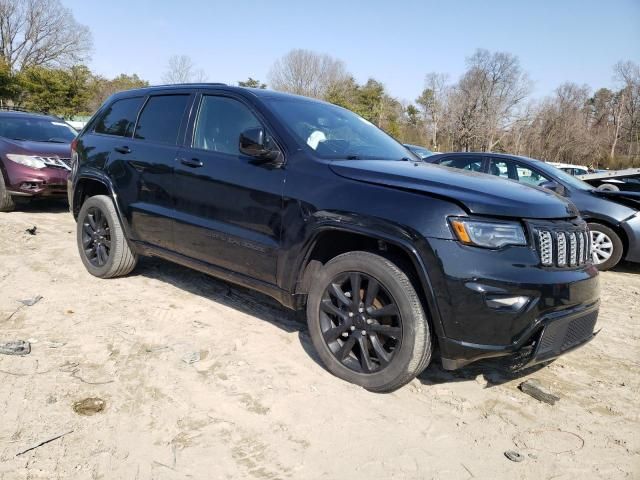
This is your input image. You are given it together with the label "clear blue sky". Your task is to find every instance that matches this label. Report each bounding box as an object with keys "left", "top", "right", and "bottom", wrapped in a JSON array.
[{"left": 63, "top": 0, "right": 639, "bottom": 102}]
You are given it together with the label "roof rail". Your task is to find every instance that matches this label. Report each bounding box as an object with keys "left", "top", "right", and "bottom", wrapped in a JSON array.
[{"left": 153, "top": 82, "right": 227, "bottom": 87}]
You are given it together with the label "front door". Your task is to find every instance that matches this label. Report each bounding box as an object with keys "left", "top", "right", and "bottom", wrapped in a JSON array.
[{"left": 173, "top": 93, "right": 285, "bottom": 284}]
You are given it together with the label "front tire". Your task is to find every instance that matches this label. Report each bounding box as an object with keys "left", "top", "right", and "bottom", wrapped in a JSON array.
[
  {"left": 0, "top": 171, "right": 16, "bottom": 212},
  {"left": 588, "top": 222, "right": 623, "bottom": 271},
  {"left": 76, "top": 195, "right": 137, "bottom": 278},
  {"left": 306, "top": 251, "right": 432, "bottom": 392}
]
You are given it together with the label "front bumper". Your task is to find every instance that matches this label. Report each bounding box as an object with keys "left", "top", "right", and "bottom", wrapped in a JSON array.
[
  {"left": 419, "top": 237, "right": 600, "bottom": 370},
  {"left": 4, "top": 163, "right": 69, "bottom": 197}
]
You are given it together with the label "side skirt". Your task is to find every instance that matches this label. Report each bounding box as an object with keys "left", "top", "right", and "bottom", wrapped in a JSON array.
[{"left": 133, "top": 241, "right": 299, "bottom": 310}]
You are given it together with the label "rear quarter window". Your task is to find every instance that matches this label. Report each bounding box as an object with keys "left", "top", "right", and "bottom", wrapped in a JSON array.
[{"left": 94, "top": 97, "right": 144, "bottom": 137}]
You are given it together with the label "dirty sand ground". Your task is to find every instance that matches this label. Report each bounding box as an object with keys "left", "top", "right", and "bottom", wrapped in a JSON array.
[{"left": 1, "top": 203, "right": 639, "bottom": 479}]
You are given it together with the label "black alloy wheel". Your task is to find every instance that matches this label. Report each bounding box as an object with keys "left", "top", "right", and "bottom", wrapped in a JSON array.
[
  {"left": 81, "top": 206, "right": 112, "bottom": 267},
  {"left": 320, "top": 272, "right": 402, "bottom": 373}
]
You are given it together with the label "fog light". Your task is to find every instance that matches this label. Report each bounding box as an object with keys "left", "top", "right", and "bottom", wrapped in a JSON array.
[{"left": 486, "top": 295, "right": 529, "bottom": 311}]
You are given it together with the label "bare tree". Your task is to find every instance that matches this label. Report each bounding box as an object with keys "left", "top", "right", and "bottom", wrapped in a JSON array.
[
  {"left": 417, "top": 73, "right": 448, "bottom": 150},
  {"left": 0, "top": 0, "right": 91, "bottom": 72},
  {"left": 268, "top": 49, "right": 349, "bottom": 99},
  {"left": 161, "top": 55, "right": 207, "bottom": 84},
  {"left": 449, "top": 49, "right": 531, "bottom": 151},
  {"left": 614, "top": 60, "right": 640, "bottom": 158}
]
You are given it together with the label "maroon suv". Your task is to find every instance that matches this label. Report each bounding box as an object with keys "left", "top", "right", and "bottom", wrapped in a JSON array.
[{"left": 0, "top": 110, "right": 77, "bottom": 211}]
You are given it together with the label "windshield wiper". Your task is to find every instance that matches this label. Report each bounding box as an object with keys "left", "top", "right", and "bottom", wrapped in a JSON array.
[
  {"left": 46, "top": 138, "right": 67, "bottom": 143},
  {"left": 346, "top": 154, "right": 361, "bottom": 160}
]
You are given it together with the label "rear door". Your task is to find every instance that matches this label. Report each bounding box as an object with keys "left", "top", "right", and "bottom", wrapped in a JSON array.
[
  {"left": 124, "top": 93, "right": 193, "bottom": 249},
  {"left": 172, "top": 92, "right": 285, "bottom": 284}
]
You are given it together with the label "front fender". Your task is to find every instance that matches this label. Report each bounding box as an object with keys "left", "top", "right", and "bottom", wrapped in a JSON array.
[{"left": 283, "top": 213, "right": 447, "bottom": 339}]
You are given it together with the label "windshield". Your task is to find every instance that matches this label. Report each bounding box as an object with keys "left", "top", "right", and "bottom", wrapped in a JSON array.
[
  {"left": 265, "top": 97, "right": 417, "bottom": 161},
  {"left": 537, "top": 161, "right": 593, "bottom": 191},
  {"left": 0, "top": 116, "right": 77, "bottom": 143}
]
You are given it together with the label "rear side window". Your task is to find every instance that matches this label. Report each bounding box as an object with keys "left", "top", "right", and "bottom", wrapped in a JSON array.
[
  {"left": 134, "top": 95, "right": 190, "bottom": 144},
  {"left": 94, "top": 97, "right": 144, "bottom": 137}
]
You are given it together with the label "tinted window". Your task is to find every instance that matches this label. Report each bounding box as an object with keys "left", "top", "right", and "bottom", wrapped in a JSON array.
[
  {"left": 95, "top": 97, "right": 144, "bottom": 137},
  {"left": 440, "top": 156, "right": 484, "bottom": 172},
  {"left": 193, "top": 96, "right": 261, "bottom": 155},
  {"left": 489, "top": 159, "right": 550, "bottom": 187},
  {"left": 134, "top": 95, "right": 189, "bottom": 144}
]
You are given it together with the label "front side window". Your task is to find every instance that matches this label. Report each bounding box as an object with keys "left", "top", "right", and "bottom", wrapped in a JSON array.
[
  {"left": 134, "top": 95, "right": 189, "bottom": 144},
  {"left": 265, "top": 97, "right": 415, "bottom": 161},
  {"left": 193, "top": 96, "right": 261, "bottom": 155},
  {"left": 95, "top": 97, "right": 144, "bottom": 137},
  {"left": 489, "top": 158, "right": 550, "bottom": 187}
]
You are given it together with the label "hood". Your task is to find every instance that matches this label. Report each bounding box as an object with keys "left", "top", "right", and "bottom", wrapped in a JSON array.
[
  {"left": 591, "top": 189, "right": 640, "bottom": 210},
  {"left": 0, "top": 138, "right": 72, "bottom": 158},
  {"left": 330, "top": 160, "right": 579, "bottom": 219}
]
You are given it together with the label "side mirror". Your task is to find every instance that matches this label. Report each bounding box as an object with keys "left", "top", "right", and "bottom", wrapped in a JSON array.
[
  {"left": 239, "top": 128, "right": 281, "bottom": 165},
  {"left": 540, "top": 180, "right": 565, "bottom": 195}
]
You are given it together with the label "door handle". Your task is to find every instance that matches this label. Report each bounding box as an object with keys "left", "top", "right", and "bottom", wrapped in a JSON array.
[
  {"left": 179, "top": 157, "right": 204, "bottom": 168},
  {"left": 114, "top": 146, "right": 131, "bottom": 154}
]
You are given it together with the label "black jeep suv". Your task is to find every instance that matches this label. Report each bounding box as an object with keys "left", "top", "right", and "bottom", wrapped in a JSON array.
[{"left": 69, "top": 84, "right": 600, "bottom": 392}]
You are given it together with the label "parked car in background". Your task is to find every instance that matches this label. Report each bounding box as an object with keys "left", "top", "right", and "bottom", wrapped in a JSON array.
[
  {"left": 69, "top": 85, "right": 599, "bottom": 391},
  {"left": 0, "top": 110, "right": 77, "bottom": 211},
  {"left": 403, "top": 143, "right": 434, "bottom": 159},
  {"left": 548, "top": 162, "right": 591, "bottom": 176},
  {"left": 428, "top": 152, "right": 640, "bottom": 270}
]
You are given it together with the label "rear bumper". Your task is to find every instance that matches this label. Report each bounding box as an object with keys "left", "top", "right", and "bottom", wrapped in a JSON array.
[{"left": 3, "top": 162, "right": 69, "bottom": 197}]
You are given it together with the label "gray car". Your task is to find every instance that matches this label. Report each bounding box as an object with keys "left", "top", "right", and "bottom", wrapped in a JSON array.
[{"left": 427, "top": 152, "right": 640, "bottom": 270}]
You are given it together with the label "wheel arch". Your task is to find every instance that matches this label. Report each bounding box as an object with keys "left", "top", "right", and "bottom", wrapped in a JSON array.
[
  {"left": 72, "top": 173, "right": 134, "bottom": 241},
  {"left": 294, "top": 225, "right": 446, "bottom": 339},
  {"left": 585, "top": 216, "right": 628, "bottom": 257}
]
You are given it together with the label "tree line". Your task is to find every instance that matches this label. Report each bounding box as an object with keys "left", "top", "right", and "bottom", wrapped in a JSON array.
[
  {"left": 1, "top": 0, "right": 638, "bottom": 168},
  {"left": 267, "top": 49, "right": 640, "bottom": 169}
]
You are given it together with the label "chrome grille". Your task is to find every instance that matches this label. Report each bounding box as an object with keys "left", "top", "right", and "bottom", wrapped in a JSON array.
[
  {"left": 539, "top": 231, "right": 553, "bottom": 266},
  {"left": 536, "top": 226, "right": 590, "bottom": 268},
  {"left": 569, "top": 232, "right": 577, "bottom": 266},
  {"left": 557, "top": 233, "right": 567, "bottom": 266}
]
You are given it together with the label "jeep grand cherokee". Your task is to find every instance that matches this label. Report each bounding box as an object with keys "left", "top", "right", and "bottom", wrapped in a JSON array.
[{"left": 68, "top": 84, "right": 600, "bottom": 392}]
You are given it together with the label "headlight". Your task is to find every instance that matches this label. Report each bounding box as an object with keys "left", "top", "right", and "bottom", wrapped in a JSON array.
[
  {"left": 449, "top": 218, "right": 527, "bottom": 248},
  {"left": 6, "top": 154, "right": 46, "bottom": 169}
]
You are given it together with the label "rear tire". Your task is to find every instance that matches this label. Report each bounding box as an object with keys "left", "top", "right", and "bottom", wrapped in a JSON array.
[
  {"left": 596, "top": 183, "right": 620, "bottom": 192},
  {"left": 76, "top": 195, "right": 137, "bottom": 278},
  {"left": 588, "top": 222, "right": 623, "bottom": 271},
  {"left": 0, "top": 171, "right": 16, "bottom": 212},
  {"left": 306, "top": 251, "right": 432, "bottom": 392}
]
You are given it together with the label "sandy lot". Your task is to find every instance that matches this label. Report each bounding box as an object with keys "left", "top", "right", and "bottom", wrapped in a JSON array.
[{"left": 0, "top": 203, "right": 639, "bottom": 479}]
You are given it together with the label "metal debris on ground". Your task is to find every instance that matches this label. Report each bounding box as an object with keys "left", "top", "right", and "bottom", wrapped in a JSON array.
[
  {"left": 15, "top": 430, "right": 74, "bottom": 457},
  {"left": 504, "top": 450, "right": 525, "bottom": 462},
  {"left": 73, "top": 397, "right": 106, "bottom": 416},
  {"left": 19, "top": 295, "right": 43, "bottom": 306},
  {"left": 25, "top": 226, "right": 37, "bottom": 235},
  {"left": 0, "top": 340, "right": 31, "bottom": 356},
  {"left": 518, "top": 379, "right": 561, "bottom": 405},
  {"left": 181, "top": 351, "right": 201, "bottom": 364}
]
